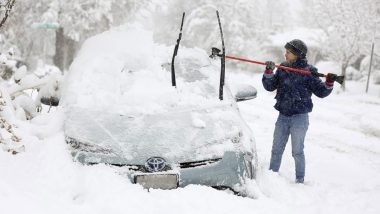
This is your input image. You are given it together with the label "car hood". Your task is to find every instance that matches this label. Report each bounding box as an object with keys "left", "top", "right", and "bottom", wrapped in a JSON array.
[{"left": 64, "top": 106, "right": 245, "bottom": 164}]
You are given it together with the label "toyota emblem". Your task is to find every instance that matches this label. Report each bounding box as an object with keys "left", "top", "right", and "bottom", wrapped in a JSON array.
[{"left": 145, "top": 157, "right": 166, "bottom": 172}]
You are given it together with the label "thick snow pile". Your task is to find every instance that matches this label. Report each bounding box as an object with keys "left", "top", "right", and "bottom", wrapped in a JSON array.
[{"left": 62, "top": 25, "right": 228, "bottom": 115}]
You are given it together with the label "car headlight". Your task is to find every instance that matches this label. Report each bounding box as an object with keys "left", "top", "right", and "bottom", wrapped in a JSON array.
[{"left": 66, "top": 137, "right": 114, "bottom": 155}]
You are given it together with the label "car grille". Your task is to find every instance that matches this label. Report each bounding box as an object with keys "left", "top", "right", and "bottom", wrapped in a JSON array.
[
  {"left": 179, "top": 158, "right": 222, "bottom": 169},
  {"left": 86, "top": 158, "right": 222, "bottom": 171}
]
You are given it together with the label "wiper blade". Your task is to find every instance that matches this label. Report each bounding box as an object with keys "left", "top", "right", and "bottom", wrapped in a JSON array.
[
  {"left": 171, "top": 12, "right": 185, "bottom": 87},
  {"left": 216, "top": 11, "right": 225, "bottom": 100}
]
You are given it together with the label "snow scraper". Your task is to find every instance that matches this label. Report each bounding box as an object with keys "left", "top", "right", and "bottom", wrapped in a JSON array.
[{"left": 210, "top": 44, "right": 344, "bottom": 84}]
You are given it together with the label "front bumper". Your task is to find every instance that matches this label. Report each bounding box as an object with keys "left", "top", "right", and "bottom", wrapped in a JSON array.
[
  {"left": 112, "top": 151, "right": 254, "bottom": 191},
  {"left": 69, "top": 138, "right": 256, "bottom": 191}
]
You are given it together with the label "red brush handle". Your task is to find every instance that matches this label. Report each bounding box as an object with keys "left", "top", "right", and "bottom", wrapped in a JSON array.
[{"left": 225, "top": 55, "right": 327, "bottom": 77}]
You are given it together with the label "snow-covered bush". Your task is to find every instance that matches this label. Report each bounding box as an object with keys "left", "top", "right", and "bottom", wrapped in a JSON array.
[
  {"left": 345, "top": 66, "right": 363, "bottom": 81},
  {"left": 0, "top": 50, "right": 17, "bottom": 80},
  {"left": 373, "top": 70, "right": 380, "bottom": 84},
  {"left": 358, "top": 55, "right": 380, "bottom": 84},
  {"left": 0, "top": 49, "right": 63, "bottom": 154}
]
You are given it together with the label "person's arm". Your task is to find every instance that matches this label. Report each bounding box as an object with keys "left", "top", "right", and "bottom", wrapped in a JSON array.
[
  {"left": 309, "top": 67, "right": 335, "bottom": 98},
  {"left": 262, "top": 61, "right": 279, "bottom": 91}
]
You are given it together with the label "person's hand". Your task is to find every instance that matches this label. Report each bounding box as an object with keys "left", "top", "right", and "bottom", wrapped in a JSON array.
[
  {"left": 265, "top": 61, "right": 275, "bottom": 74},
  {"left": 309, "top": 67, "right": 319, "bottom": 77},
  {"left": 326, "top": 73, "right": 337, "bottom": 86}
]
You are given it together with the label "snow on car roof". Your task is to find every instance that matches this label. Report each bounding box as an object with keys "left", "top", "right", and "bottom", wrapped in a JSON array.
[{"left": 61, "top": 25, "right": 232, "bottom": 115}]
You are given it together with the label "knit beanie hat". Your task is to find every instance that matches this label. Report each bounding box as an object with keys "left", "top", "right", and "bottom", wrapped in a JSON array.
[{"left": 285, "top": 39, "right": 307, "bottom": 58}]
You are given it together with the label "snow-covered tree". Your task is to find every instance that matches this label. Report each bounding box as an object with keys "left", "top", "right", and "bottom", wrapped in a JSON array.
[
  {"left": 0, "top": 0, "right": 15, "bottom": 28},
  {"left": 307, "top": 0, "right": 380, "bottom": 90},
  {"left": 0, "top": 1, "right": 66, "bottom": 154},
  {"left": 2, "top": 0, "right": 147, "bottom": 71}
]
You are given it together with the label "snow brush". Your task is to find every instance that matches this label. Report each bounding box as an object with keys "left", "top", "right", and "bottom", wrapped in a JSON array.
[{"left": 209, "top": 47, "right": 345, "bottom": 85}]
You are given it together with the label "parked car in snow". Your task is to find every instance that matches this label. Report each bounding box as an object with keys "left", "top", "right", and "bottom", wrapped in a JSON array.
[{"left": 60, "top": 26, "right": 258, "bottom": 195}]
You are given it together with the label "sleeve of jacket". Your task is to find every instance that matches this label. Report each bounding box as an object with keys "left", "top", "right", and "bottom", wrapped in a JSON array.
[
  {"left": 262, "top": 70, "right": 279, "bottom": 92},
  {"left": 309, "top": 75, "right": 333, "bottom": 98}
]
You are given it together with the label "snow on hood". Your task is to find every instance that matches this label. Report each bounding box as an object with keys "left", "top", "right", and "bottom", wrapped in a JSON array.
[{"left": 61, "top": 25, "right": 232, "bottom": 115}]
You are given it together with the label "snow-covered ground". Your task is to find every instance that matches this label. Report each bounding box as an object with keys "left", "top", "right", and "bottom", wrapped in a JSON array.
[
  {"left": 232, "top": 73, "right": 380, "bottom": 214},
  {"left": 1, "top": 72, "right": 379, "bottom": 214}
]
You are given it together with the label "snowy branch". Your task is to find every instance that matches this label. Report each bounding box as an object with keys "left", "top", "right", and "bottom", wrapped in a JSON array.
[
  {"left": 0, "top": 88, "right": 24, "bottom": 154},
  {"left": 0, "top": 0, "right": 15, "bottom": 28}
]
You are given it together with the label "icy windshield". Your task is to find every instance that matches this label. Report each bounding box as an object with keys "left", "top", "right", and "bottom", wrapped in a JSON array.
[{"left": 61, "top": 26, "right": 230, "bottom": 115}]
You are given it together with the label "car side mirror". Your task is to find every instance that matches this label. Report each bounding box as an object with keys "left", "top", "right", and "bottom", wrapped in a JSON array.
[
  {"left": 40, "top": 96, "right": 60, "bottom": 106},
  {"left": 235, "top": 85, "right": 257, "bottom": 102}
]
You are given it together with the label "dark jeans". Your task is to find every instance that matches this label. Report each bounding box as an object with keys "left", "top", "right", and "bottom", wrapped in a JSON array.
[{"left": 269, "top": 113, "right": 309, "bottom": 180}]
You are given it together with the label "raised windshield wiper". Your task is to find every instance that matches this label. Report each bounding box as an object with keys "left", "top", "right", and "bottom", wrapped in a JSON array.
[
  {"left": 171, "top": 12, "right": 185, "bottom": 87},
  {"left": 216, "top": 11, "right": 225, "bottom": 101},
  {"left": 209, "top": 11, "right": 226, "bottom": 101}
]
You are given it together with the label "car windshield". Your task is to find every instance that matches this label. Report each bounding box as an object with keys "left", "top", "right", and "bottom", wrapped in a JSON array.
[{"left": 61, "top": 27, "right": 232, "bottom": 115}]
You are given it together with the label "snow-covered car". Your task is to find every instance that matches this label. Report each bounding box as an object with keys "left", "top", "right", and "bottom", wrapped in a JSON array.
[{"left": 61, "top": 26, "right": 258, "bottom": 194}]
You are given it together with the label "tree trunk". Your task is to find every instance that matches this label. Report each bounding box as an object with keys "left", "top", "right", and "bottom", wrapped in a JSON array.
[
  {"left": 53, "top": 27, "right": 78, "bottom": 72},
  {"left": 341, "top": 62, "right": 348, "bottom": 91}
]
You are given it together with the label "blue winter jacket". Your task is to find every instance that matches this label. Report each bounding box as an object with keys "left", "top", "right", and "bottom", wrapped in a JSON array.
[{"left": 262, "top": 59, "right": 332, "bottom": 116}]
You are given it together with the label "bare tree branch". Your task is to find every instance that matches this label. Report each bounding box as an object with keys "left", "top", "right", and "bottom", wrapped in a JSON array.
[{"left": 0, "top": 0, "right": 15, "bottom": 28}]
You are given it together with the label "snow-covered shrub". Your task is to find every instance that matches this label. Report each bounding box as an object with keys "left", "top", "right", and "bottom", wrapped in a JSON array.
[
  {"left": 345, "top": 66, "right": 363, "bottom": 81},
  {"left": 37, "top": 72, "right": 63, "bottom": 107},
  {"left": 360, "top": 55, "right": 380, "bottom": 84},
  {"left": 13, "top": 94, "right": 36, "bottom": 120},
  {"left": 1, "top": 50, "right": 63, "bottom": 154},
  {"left": 373, "top": 70, "right": 380, "bottom": 84},
  {"left": 0, "top": 51, "right": 17, "bottom": 80},
  {"left": 0, "top": 89, "right": 24, "bottom": 154}
]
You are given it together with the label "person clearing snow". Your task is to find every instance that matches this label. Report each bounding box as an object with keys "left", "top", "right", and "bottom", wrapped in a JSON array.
[{"left": 262, "top": 39, "right": 336, "bottom": 184}]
